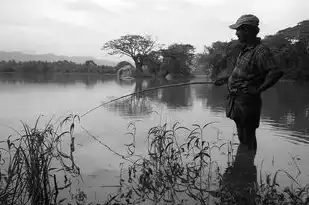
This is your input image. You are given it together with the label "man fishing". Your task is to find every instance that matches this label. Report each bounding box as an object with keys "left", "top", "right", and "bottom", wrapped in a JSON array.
[{"left": 214, "top": 14, "right": 284, "bottom": 150}]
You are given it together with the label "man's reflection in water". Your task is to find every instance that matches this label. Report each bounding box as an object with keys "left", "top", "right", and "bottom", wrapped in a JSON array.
[{"left": 221, "top": 144, "right": 257, "bottom": 205}]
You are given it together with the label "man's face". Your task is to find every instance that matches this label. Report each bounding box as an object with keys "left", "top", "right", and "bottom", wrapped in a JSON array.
[{"left": 235, "top": 26, "right": 248, "bottom": 43}]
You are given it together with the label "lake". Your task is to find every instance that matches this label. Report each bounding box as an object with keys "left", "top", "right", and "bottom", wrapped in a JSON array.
[{"left": 1, "top": 73, "right": 309, "bottom": 203}]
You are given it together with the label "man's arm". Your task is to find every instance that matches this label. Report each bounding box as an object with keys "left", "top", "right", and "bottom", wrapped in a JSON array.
[
  {"left": 258, "top": 70, "right": 283, "bottom": 93},
  {"left": 255, "top": 46, "right": 284, "bottom": 93}
]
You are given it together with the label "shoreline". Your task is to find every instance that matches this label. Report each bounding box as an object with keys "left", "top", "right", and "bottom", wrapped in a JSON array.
[{"left": 0, "top": 72, "right": 308, "bottom": 84}]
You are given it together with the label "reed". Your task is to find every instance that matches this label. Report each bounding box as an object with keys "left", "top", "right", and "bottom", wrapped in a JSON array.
[
  {"left": 0, "top": 114, "right": 81, "bottom": 205},
  {"left": 99, "top": 122, "right": 233, "bottom": 205},
  {"left": 1, "top": 113, "right": 309, "bottom": 205},
  {"left": 100, "top": 121, "right": 309, "bottom": 205}
]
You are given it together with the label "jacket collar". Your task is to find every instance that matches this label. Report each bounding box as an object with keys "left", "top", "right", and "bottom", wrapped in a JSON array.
[{"left": 242, "top": 37, "right": 261, "bottom": 51}]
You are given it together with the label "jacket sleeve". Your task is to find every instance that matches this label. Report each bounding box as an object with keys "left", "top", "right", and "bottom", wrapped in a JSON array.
[{"left": 255, "top": 46, "right": 279, "bottom": 75}]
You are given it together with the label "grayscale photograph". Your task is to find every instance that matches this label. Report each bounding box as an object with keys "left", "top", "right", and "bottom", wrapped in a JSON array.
[{"left": 0, "top": 0, "right": 309, "bottom": 204}]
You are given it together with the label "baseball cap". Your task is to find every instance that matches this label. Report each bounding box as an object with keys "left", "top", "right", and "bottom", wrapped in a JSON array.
[{"left": 229, "top": 14, "right": 259, "bottom": 29}]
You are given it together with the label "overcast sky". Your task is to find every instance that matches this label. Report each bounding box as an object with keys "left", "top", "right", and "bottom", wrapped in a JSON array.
[{"left": 1, "top": 0, "right": 308, "bottom": 61}]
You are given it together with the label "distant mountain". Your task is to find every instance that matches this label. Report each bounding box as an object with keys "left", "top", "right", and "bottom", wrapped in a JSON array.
[{"left": 0, "top": 51, "right": 117, "bottom": 66}]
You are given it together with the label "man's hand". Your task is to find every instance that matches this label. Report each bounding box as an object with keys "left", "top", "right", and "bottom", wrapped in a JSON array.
[
  {"left": 244, "top": 86, "right": 261, "bottom": 95},
  {"left": 214, "top": 79, "right": 225, "bottom": 86},
  {"left": 258, "top": 70, "right": 284, "bottom": 93},
  {"left": 214, "top": 77, "right": 229, "bottom": 86}
]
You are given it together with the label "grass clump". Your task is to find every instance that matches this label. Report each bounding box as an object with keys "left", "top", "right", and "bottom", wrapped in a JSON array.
[
  {"left": 1, "top": 115, "right": 309, "bottom": 205},
  {"left": 101, "top": 122, "right": 309, "bottom": 205},
  {"left": 102, "top": 122, "right": 233, "bottom": 205},
  {"left": 0, "top": 114, "right": 81, "bottom": 205}
]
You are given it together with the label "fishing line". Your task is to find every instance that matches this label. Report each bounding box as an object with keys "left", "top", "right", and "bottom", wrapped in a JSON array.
[{"left": 80, "top": 80, "right": 215, "bottom": 118}]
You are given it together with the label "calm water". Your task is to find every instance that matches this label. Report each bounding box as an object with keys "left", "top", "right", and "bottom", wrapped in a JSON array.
[{"left": 1, "top": 73, "right": 309, "bottom": 202}]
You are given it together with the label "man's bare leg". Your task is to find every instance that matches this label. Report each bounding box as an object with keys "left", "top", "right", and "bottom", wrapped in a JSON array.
[
  {"left": 236, "top": 120, "right": 247, "bottom": 145},
  {"left": 245, "top": 127, "right": 257, "bottom": 150}
]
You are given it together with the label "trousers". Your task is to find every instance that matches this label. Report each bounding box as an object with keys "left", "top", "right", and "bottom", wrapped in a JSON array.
[{"left": 226, "top": 92, "right": 262, "bottom": 129}]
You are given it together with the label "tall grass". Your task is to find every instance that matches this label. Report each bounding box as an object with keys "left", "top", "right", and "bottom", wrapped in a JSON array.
[
  {"left": 0, "top": 114, "right": 81, "bottom": 205},
  {"left": 100, "top": 122, "right": 309, "bottom": 205},
  {"left": 1, "top": 114, "right": 309, "bottom": 205},
  {"left": 100, "top": 122, "right": 234, "bottom": 205}
]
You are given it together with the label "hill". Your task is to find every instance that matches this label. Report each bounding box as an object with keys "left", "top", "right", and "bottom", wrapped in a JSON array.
[{"left": 0, "top": 51, "right": 116, "bottom": 66}]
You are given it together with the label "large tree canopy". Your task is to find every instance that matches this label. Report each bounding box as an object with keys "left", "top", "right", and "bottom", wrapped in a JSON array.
[
  {"left": 160, "top": 44, "right": 196, "bottom": 75},
  {"left": 197, "top": 19, "right": 309, "bottom": 80},
  {"left": 197, "top": 40, "right": 241, "bottom": 78},
  {"left": 102, "top": 34, "right": 159, "bottom": 72}
]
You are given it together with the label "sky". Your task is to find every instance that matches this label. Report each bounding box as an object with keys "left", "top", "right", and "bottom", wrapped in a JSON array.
[{"left": 1, "top": 0, "right": 308, "bottom": 62}]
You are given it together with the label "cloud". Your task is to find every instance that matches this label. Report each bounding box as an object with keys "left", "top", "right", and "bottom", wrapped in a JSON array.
[
  {"left": 65, "top": 0, "right": 115, "bottom": 14},
  {"left": 0, "top": 0, "right": 91, "bottom": 28},
  {"left": 0, "top": 0, "right": 42, "bottom": 26},
  {"left": 39, "top": 1, "right": 90, "bottom": 27},
  {"left": 89, "top": 0, "right": 137, "bottom": 14},
  {"left": 0, "top": 0, "right": 308, "bottom": 59},
  {"left": 182, "top": 0, "right": 228, "bottom": 7}
]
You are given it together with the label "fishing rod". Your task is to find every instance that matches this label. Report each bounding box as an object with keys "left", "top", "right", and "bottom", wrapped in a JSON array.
[{"left": 80, "top": 80, "right": 215, "bottom": 118}]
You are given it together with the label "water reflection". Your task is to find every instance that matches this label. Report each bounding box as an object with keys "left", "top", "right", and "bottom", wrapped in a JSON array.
[
  {"left": 193, "top": 83, "right": 228, "bottom": 112},
  {"left": 0, "top": 73, "right": 115, "bottom": 86},
  {"left": 116, "top": 78, "right": 136, "bottom": 86},
  {"left": 109, "top": 78, "right": 309, "bottom": 142},
  {"left": 106, "top": 78, "right": 194, "bottom": 117},
  {"left": 262, "top": 83, "right": 309, "bottom": 130},
  {"left": 1, "top": 73, "right": 309, "bottom": 200},
  {"left": 221, "top": 144, "right": 257, "bottom": 204},
  {"left": 0, "top": 73, "right": 308, "bottom": 143},
  {"left": 104, "top": 96, "right": 154, "bottom": 118},
  {"left": 134, "top": 78, "right": 193, "bottom": 109},
  {"left": 191, "top": 81, "right": 309, "bottom": 142}
]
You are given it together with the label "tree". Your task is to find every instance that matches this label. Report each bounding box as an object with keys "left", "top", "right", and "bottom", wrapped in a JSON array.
[
  {"left": 262, "top": 34, "right": 295, "bottom": 70},
  {"left": 197, "top": 40, "right": 241, "bottom": 77},
  {"left": 85, "top": 60, "right": 97, "bottom": 67},
  {"left": 102, "top": 34, "right": 159, "bottom": 73},
  {"left": 160, "top": 43, "right": 196, "bottom": 75},
  {"left": 115, "top": 61, "right": 134, "bottom": 70},
  {"left": 142, "top": 51, "right": 162, "bottom": 75}
]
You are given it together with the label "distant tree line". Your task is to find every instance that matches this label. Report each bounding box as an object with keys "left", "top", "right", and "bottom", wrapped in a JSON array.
[
  {"left": 196, "top": 20, "right": 309, "bottom": 81},
  {"left": 0, "top": 60, "right": 116, "bottom": 74},
  {"left": 0, "top": 40, "right": 196, "bottom": 78},
  {"left": 102, "top": 20, "right": 309, "bottom": 80},
  {"left": 102, "top": 34, "right": 196, "bottom": 78},
  {"left": 1, "top": 19, "right": 308, "bottom": 81}
]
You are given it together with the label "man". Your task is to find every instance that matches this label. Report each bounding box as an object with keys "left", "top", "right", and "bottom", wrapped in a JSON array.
[{"left": 215, "top": 14, "right": 284, "bottom": 150}]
